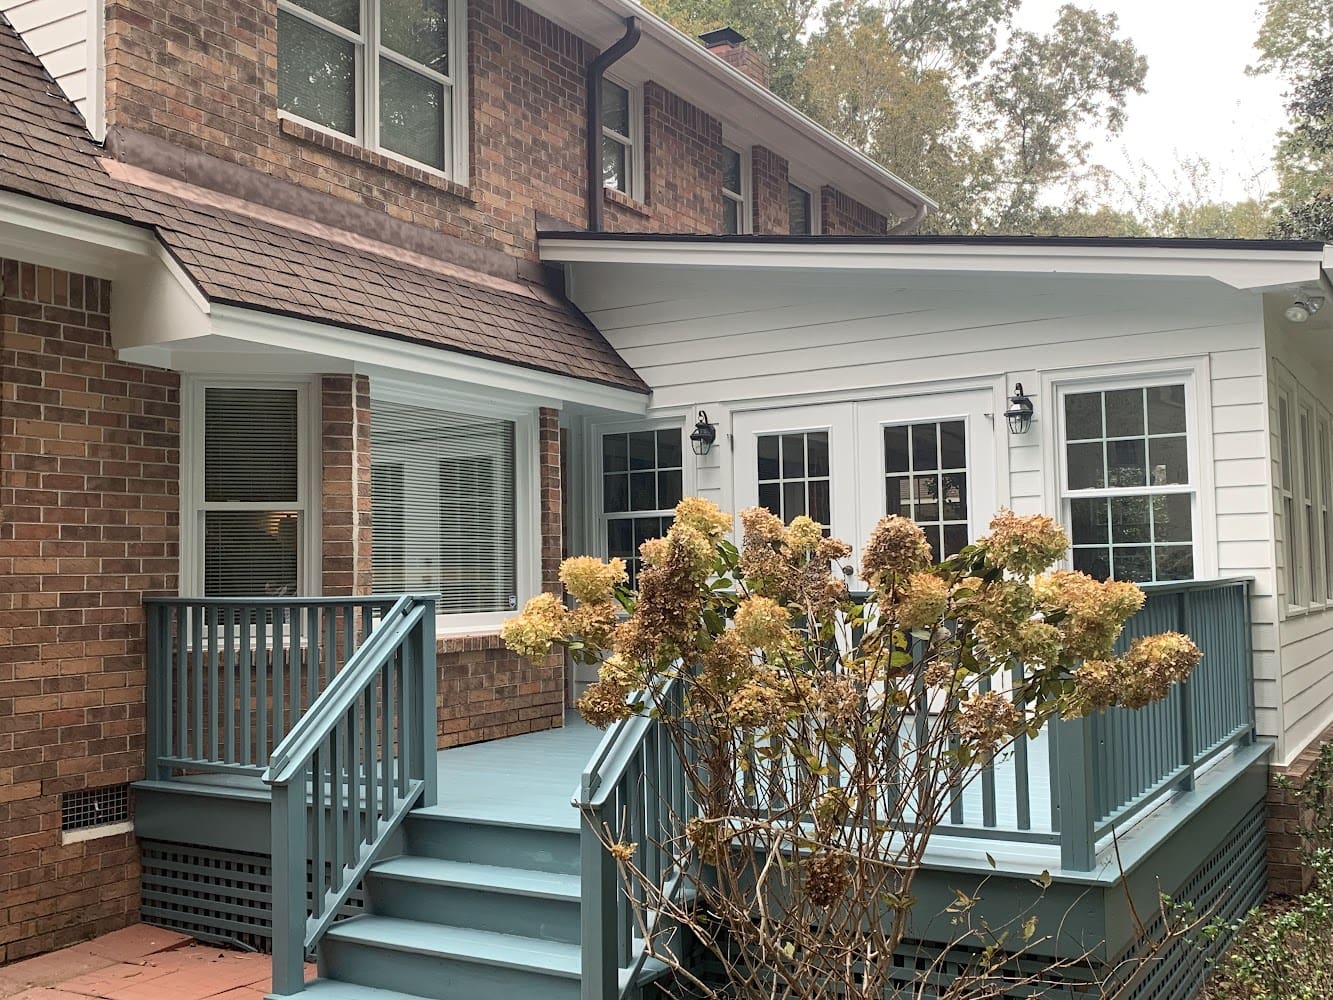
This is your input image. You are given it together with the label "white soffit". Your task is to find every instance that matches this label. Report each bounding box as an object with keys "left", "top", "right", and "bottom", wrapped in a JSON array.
[{"left": 539, "top": 237, "right": 1332, "bottom": 291}]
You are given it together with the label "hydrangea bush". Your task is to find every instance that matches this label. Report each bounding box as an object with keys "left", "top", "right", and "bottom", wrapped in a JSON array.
[{"left": 503, "top": 499, "right": 1202, "bottom": 998}]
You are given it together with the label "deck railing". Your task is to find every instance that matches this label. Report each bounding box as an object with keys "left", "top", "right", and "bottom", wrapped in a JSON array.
[
  {"left": 575, "top": 577, "right": 1258, "bottom": 997},
  {"left": 264, "top": 594, "right": 438, "bottom": 997},
  {"left": 144, "top": 596, "right": 401, "bottom": 780},
  {"left": 577, "top": 678, "right": 692, "bottom": 1000}
]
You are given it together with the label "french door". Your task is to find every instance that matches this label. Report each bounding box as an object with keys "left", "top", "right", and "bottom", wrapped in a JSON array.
[{"left": 732, "top": 390, "right": 998, "bottom": 575}]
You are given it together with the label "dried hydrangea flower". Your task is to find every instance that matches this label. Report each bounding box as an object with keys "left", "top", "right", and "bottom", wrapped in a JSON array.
[
  {"left": 576, "top": 678, "right": 633, "bottom": 728},
  {"left": 559, "top": 556, "right": 626, "bottom": 605},
  {"left": 500, "top": 592, "right": 567, "bottom": 658},
  {"left": 803, "top": 850, "right": 853, "bottom": 908},
  {"left": 674, "top": 497, "right": 733, "bottom": 541},
  {"left": 1034, "top": 570, "right": 1145, "bottom": 660},
  {"left": 896, "top": 572, "right": 949, "bottom": 630},
  {"left": 956, "top": 690, "right": 1020, "bottom": 755},
  {"left": 861, "top": 516, "right": 932, "bottom": 586},
  {"left": 733, "top": 595, "right": 792, "bottom": 652},
  {"left": 785, "top": 515, "right": 824, "bottom": 557},
  {"left": 982, "top": 509, "right": 1070, "bottom": 578}
]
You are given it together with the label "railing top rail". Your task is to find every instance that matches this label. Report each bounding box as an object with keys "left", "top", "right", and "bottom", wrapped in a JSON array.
[
  {"left": 143, "top": 593, "right": 439, "bottom": 608},
  {"left": 264, "top": 595, "right": 429, "bottom": 786},
  {"left": 1132, "top": 577, "right": 1253, "bottom": 596}
]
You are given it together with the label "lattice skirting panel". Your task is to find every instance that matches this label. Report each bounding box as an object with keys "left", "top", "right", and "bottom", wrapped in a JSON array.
[
  {"left": 682, "top": 802, "right": 1267, "bottom": 1000},
  {"left": 140, "top": 840, "right": 364, "bottom": 953}
]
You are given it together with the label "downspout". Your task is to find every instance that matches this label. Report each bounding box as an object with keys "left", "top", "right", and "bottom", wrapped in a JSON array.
[
  {"left": 587, "top": 16, "right": 641, "bottom": 232},
  {"left": 887, "top": 201, "right": 929, "bottom": 236}
]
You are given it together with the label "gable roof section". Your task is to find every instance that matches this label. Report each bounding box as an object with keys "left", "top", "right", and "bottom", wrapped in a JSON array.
[{"left": 0, "top": 15, "right": 646, "bottom": 394}]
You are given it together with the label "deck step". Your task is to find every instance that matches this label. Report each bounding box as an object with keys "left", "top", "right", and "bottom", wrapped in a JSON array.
[
  {"left": 320, "top": 915, "right": 580, "bottom": 1000},
  {"left": 403, "top": 812, "right": 581, "bottom": 876},
  {"left": 365, "top": 857, "right": 581, "bottom": 943},
  {"left": 282, "top": 980, "right": 435, "bottom": 1000}
]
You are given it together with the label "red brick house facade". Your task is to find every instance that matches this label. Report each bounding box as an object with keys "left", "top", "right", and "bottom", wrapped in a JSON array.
[{"left": 1, "top": 0, "right": 931, "bottom": 961}]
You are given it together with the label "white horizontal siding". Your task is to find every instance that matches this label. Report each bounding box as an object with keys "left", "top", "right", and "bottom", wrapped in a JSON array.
[
  {"left": 1, "top": 0, "right": 92, "bottom": 122},
  {"left": 569, "top": 263, "right": 1281, "bottom": 747}
]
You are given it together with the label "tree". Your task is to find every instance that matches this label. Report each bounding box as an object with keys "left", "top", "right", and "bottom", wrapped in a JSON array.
[
  {"left": 1270, "top": 64, "right": 1333, "bottom": 240},
  {"left": 504, "top": 501, "right": 1202, "bottom": 998}
]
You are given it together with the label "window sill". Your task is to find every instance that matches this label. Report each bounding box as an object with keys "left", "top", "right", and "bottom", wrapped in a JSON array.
[
  {"left": 279, "top": 116, "right": 474, "bottom": 203},
  {"left": 604, "top": 186, "right": 651, "bottom": 217}
]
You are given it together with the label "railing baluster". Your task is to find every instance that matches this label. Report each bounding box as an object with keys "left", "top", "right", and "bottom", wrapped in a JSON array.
[
  {"left": 1013, "top": 662, "right": 1030, "bottom": 831},
  {"left": 191, "top": 606, "right": 203, "bottom": 761},
  {"left": 207, "top": 604, "right": 220, "bottom": 762},
  {"left": 176, "top": 606, "right": 187, "bottom": 764},
  {"left": 979, "top": 674, "right": 997, "bottom": 829},
  {"left": 145, "top": 603, "right": 164, "bottom": 781},
  {"left": 240, "top": 606, "right": 252, "bottom": 767},
  {"left": 364, "top": 684, "right": 376, "bottom": 843},
  {"left": 395, "top": 646, "right": 408, "bottom": 799},
  {"left": 258, "top": 610, "right": 269, "bottom": 762},
  {"left": 312, "top": 741, "right": 325, "bottom": 922},
  {"left": 223, "top": 606, "right": 236, "bottom": 766},
  {"left": 275, "top": 607, "right": 287, "bottom": 745},
  {"left": 349, "top": 703, "right": 361, "bottom": 861}
]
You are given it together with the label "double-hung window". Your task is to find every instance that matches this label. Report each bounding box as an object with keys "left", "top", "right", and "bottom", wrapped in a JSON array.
[
  {"left": 370, "top": 397, "right": 520, "bottom": 619},
  {"left": 1277, "top": 386, "right": 1302, "bottom": 607},
  {"left": 195, "top": 385, "right": 310, "bottom": 597},
  {"left": 1301, "top": 403, "right": 1324, "bottom": 604},
  {"left": 601, "top": 428, "right": 684, "bottom": 588},
  {"left": 722, "top": 145, "right": 750, "bottom": 235},
  {"left": 1320, "top": 416, "right": 1333, "bottom": 602},
  {"left": 1061, "top": 382, "right": 1195, "bottom": 583},
  {"left": 601, "top": 78, "right": 642, "bottom": 199},
  {"left": 277, "top": 0, "right": 467, "bottom": 178}
]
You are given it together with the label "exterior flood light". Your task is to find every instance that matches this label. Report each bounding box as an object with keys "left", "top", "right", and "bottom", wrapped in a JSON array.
[
  {"left": 1286, "top": 296, "right": 1325, "bottom": 323},
  {"left": 1005, "top": 384, "right": 1034, "bottom": 436},
  {"left": 690, "top": 411, "right": 717, "bottom": 456}
]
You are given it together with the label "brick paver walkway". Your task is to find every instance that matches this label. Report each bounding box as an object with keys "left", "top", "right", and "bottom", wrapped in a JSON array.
[{"left": 0, "top": 925, "right": 309, "bottom": 1000}]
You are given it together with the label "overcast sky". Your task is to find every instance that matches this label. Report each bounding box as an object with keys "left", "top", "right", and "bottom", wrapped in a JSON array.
[{"left": 1010, "top": 0, "right": 1288, "bottom": 207}]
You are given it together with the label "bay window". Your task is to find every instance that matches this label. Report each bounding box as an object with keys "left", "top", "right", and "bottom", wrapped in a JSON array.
[
  {"left": 277, "top": 0, "right": 467, "bottom": 179},
  {"left": 1061, "top": 382, "right": 1195, "bottom": 583}
]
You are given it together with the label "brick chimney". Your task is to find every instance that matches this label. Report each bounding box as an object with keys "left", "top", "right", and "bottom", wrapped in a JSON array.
[{"left": 700, "top": 27, "right": 769, "bottom": 88}]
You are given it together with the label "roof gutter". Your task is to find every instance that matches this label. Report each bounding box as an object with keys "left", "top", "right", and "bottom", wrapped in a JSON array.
[{"left": 586, "top": 16, "right": 641, "bottom": 232}]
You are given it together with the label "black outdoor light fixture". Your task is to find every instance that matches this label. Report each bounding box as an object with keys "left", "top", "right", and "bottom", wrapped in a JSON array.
[
  {"left": 1005, "top": 384, "right": 1035, "bottom": 436},
  {"left": 690, "top": 411, "right": 718, "bottom": 456}
]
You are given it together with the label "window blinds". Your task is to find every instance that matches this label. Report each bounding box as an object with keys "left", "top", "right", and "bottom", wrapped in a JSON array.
[
  {"left": 370, "top": 398, "right": 517, "bottom": 614},
  {"left": 202, "top": 388, "right": 302, "bottom": 597}
]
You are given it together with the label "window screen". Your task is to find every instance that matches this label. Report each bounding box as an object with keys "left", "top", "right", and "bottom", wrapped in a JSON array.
[{"left": 371, "top": 398, "right": 517, "bottom": 614}]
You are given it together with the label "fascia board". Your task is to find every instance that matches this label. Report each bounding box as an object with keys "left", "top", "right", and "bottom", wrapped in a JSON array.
[{"left": 539, "top": 238, "right": 1329, "bottom": 291}]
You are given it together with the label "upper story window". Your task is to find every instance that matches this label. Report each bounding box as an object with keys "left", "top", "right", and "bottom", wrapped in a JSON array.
[
  {"left": 722, "top": 145, "right": 751, "bottom": 235},
  {"left": 277, "top": 0, "right": 467, "bottom": 180},
  {"left": 602, "top": 78, "right": 642, "bottom": 200},
  {"left": 1061, "top": 382, "right": 1195, "bottom": 584},
  {"left": 789, "top": 183, "right": 818, "bottom": 235}
]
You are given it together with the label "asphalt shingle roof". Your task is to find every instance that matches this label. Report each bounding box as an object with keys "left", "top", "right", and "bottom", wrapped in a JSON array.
[{"left": 0, "top": 15, "right": 646, "bottom": 394}]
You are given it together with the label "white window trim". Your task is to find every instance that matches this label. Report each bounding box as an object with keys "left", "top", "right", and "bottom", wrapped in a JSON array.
[
  {"left": 1300, "top": 400, "right": 1323, "bottom": 606},
  {"left": 276, "top": 0, "right": 470, "bottom": 184},
  {"left": 368, "top": 379, "right": 539, "bottom": 635},
  {"left": 601, "top": 74, "right": 645, "bottom": 202},
  {"left": 1319, "top": 415, "right": 1333, "bottom": 610},
  {"left": 1040, "top": 360, "right": 1217, "bottom": 583},
  {"left": 722, "top": 143, "right": 752, "bottom": 235},
  {"left": 584, "top": 414, "right": 693, "bottom": 564},
  {"left": 180, "top": 376, "right": 321, "bottom": 599},
  {"left": 788, "top": 179, "right": 821, "bottom": 236},
  {"left": 1275, "top": 377, "right": 1304, "bottom": 612}
]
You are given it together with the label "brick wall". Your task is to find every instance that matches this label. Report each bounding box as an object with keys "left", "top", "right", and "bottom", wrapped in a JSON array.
[
  {"left": 752, "top": 146, "right": 790, "bottom": 235},
  {"left": 820, "top": 185, "right": 888, "bottom": 236},
  {"left": 1267, "top": 723, "right": 1333, "bottom": 895},
  {"left": 101, "top": 0, "right": 882, "bottom": 259},
  {"left": 435, "top": 406, "right": 565, "bottom": 747},
  {"left": 320, "top": 375, "right": 372, "bottom": 597},
  {"left": 0, "top": 259, "right": 180, "bottom": 962}
]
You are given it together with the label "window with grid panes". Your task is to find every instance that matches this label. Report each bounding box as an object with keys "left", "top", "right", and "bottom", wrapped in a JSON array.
[
  {"left": 601, "top": 79, "right": 638, "bottom": 197},
  {"left": 277, "top": 0, "right": 463, "bottom": 176},
  {"left": 1063, "top": 384, "right": 1194, "bottom": 583},
  {"left": 1321, "top": 417, "right": 1333, "bottom": 602},
  {"left": 756, "top": 432, "right": 831, "bottom": 531},
  {"left": 722, "top": 146, "right": 748, "bottom": 234},
  {"left": 884, "top": 421, "right": 970, "bottom": 560},
  {"left": 603, "top": 429, "right": 684, "bottom": 587},
  {"left": 1278, "top": 389, "right": 1300, "bottom": 605},
  {"left": 1302, "top": 405, "right": 1323, "bottom": 603}
]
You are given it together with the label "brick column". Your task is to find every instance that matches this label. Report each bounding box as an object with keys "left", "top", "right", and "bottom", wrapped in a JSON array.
[
  {"left": 0, "top": 259, "right": 180, "bottom": 961},
  {"left": 320, "top": 374, "right": 372, "bottom": 596},
  {"left": 1267, "top": 724, "right": 1333, "bottom": 896}
]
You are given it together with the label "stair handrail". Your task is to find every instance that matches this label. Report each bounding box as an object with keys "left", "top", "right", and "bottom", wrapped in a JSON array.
[
  {"left": 576, "top": 674, "right": 689, "bottom": 1000},
  {"left": 264, "top": 593, "right": 438, "bottom": 998}
]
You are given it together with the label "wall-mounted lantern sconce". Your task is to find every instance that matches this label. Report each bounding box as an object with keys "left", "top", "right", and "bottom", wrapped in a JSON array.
[
  {"left": 690, "top": 410, "right": 717, "bottom": 456},
  {"left": 1004, "top": 384, "right": 1034, "bottom": 436}
]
